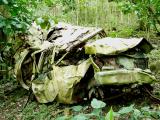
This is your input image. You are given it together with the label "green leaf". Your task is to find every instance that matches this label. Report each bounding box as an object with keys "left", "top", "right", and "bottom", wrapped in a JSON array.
[
  {"left": 36, "top": 17, "right": 44, "bottom": 24},
  {"left": 0, "top": 21, "right": 5, "bottom": 28},
  {"left": 3, "top": 27, "right": 14, "bottom": 35},
  {"left": 36, "top": 17, "right": 50, "bottom": 29},
  {"left": 0, "top": 16, "right": 6, "bottom": 28},
  {"left": 105, "top": 107, "right": 114, "bottom": 120},
  {"left": 91, "top": 98, "right": 106, "bottom": 109},
  {"left": 11, "top": 21, "right": 23, "bottom": 29},
  {"left": 92, "top": 108, "right": 101, "bottom": 116},
  {"left": 55, "top": 116, "right": 70, "bottom": 120},
  {"left": 72, "top": 105, "right": 83, "bottom": 112},
  {"left": 133, "top": 109, "right": 141, "bottom": 119},
  {"left": 40, "top": 21, "right": 49, "bottom": 29},
  {"left": 2, "top": 0, "right": 8, "bottom": 4},
  {"left": 71, "top": 114, "right": 88, "bottom": 120},
  {"left": 118, "top": 104, "right": 134, "bottom": 114},
  {"left": 141, "top": 106, "right": 150, "bottom": 112},
  {"left": 53, "top": 17, "right": 59, "bottom": 24},
  {"left": 15, "top": 24, "right": 23, "bottom": 29}
]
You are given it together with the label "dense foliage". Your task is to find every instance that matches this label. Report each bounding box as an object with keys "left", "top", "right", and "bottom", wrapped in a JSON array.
[
  {"left": 0, "top": 0, "right": 35, "bottom": 36},
  {"left": 0, "top": 0, "right": 80, "bottom": 82},
  {"left": 0, "top": 0, "right": 37, "bottom": 79},
  {"left": 121, "top": 0, "right": 160, "bottom": 32}
]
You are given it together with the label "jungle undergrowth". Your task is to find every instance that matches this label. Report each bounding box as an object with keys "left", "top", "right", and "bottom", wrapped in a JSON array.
[{"left": 1, "top": 88, "right": 160, "bottom": 120}]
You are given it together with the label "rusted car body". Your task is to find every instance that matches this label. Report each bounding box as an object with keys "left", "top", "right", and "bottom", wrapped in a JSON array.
[{"left": 15, "top": 23, "right": 156, "bottom": 104}]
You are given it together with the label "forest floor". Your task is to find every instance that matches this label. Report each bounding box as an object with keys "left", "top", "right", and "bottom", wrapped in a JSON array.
[{"left": 0, "top": 29, "right": 160, "bottom": 120}]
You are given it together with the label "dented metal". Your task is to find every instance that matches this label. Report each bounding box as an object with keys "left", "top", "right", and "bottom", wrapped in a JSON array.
[{"left": 14, "top": 22, "right": 156, "bottom": 104}]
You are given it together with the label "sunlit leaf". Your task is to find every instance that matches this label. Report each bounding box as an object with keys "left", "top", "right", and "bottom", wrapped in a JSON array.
[
  {"left": 72, "top": 105, "right": 83, "bottom": 112},
  {"left": 118, "top": 104, "right": 134, "bottom": 114},
  {"left": 92, "top": 108, "right": 101, "bottom": 116},
  {"left": 36, "top": 17, "right": 44, "bottom": 24},
  {"left": 55, "top": 116, "right": 70, "bottom": 120},
  {"left": 0, "top": 21, "right": 6, "bottom": 28},
  {"left": 133, "top": 109, "right": 141, "bottom": 119},
  {"left": 105, "top": 107, "right": 114, "bottom": 120},
  {"left": 2, "top": 0, "right": 8, "bottom": 4},
  {"left": 91, "top": 98, "right": 106, "bottom": 109},
  {"left": 40, "top": 21, "right": 49, "bottom": 29},
  {"left": 71, "top": 114, "right": 88, "bottom": 120}
]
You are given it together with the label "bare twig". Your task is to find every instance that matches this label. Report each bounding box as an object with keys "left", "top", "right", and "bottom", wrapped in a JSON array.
[
  {"left": 55, "top": 52, "right": 69, "bottom": 65},
  {"left": 104, "top": 93, "right": 126, "bottom": 101},
  {"left": 21, "top": 88, "right": 33, "bottom": 112},
  {"left": 144, "top": 86, "right": 160, "bottom": 103},
  {"left": 51, "top": 109, "right": 64, "bottom": 117}
]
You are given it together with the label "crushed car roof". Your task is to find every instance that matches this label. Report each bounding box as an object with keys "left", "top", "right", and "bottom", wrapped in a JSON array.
[
  {"left": 27, "top": 22, "right": 106, "bottom": 52},
  {"left": 85, "top": 37, "right": 153, "bottom": 55}
]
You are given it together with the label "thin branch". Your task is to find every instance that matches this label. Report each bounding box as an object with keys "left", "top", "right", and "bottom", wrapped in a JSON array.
[{"left": 55, "top": 52, "right": 69, "bottom": 65}]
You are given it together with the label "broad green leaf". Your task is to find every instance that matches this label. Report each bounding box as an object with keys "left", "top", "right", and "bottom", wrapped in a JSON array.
[
  {"left": 105, "top": 107, "right": 114, "bottom": 120},
  {"left": 92, "top": 108, "right": 101, "bottom": 116},
  {"left": 36, "top": 17, "right": 44, "bottom": 24},
  {"left": 133, "top": 109, "right": 141, "bottom": 119},
  {"left": 2, "top": 0, "right": 8, "bottom": 4},
  {"left": 0, "top": 21, "right": 5, "bottom": 28},
  {"left": 141, "top": 106, "right": 150, "bottom": 112},
  {"left": 53, "top": 17, "right": 59, "bottom": 24},
  {"left": 91, "top": 98, "right": 106, "bottom": 109},
  {"left": 0, "top": 15, "right": 6, "bottom": 28},
  {"left": 141, "top": 106, "right": 151, "bottom": 116},
  {"left": 71, "top": 114, "right": 88, "bottom": 120},
  {"left": 38, "top": 17, "right": 51, "bottom": 29},
  {"left": 55, "top": 116, "right": 70, "bottom": 120},
  {"left": 11, "top": 21, "right": 23, "bottom": 29},
  {"left": 118, "top": 104, "right": 134, "bottom": 114},
  {"left": 72, "top": 105, "right": 83, "bottom": 112},
  {"left": 3, "top": 27, "right": 14, "bottom": 35},
  {"left": 15, "top": 24, "right": 23, "bottom": 29}
]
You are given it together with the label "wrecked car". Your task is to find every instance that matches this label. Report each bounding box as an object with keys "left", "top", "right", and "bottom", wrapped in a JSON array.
[{"left": 14, "top": 22, "right": 156, "bottom": 104}]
